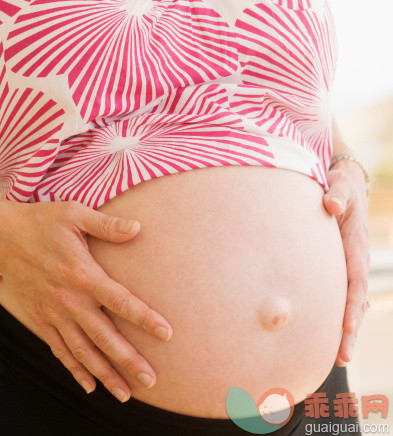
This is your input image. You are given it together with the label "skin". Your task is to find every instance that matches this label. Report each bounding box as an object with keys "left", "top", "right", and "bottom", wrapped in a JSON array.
[
  {"left": 81, "top": 166, "right": 348, "bottom": 416},
  {"left": 0, "top": 117, "right": 369, "bottom": 403},
  {"left": 0, "top": 199, "right": 173, "bottom": 402},
  {"left": 325, "top": 117, "right": 370, "bottom": 367}
]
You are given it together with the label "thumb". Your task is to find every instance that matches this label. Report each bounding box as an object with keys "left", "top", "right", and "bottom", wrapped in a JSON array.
[
  {"left": 74, "top": 203, "right": 140, "bottom": 242},
  {"left": 322, "top": 190, "right": 347, "bottom": 216}
]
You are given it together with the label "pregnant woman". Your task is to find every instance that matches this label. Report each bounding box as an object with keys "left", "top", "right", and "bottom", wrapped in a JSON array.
[{"left": 0, "top": 0, "right": 370, "bottom": 434}]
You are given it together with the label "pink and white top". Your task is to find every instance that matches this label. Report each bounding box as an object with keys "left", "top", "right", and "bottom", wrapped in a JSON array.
[{"left": 0, "top": 0, "right": 338, "bottom": 209}]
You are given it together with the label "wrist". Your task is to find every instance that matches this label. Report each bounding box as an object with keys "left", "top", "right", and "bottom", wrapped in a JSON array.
[
  {"left": 332, "top": 139, "right": 354, "bottom": 156},
  {"left": 0, "top": 199, "right": 16, "bottom": 223},
  {"left": 0, "top": 199, "right": 22, "bottom": 244},
  {"left": 0, "top": 201, "right": 10, "bottom": 274},
  {"left": 0, "top": 200, "right": 22, "bottom": 275},
  {"left": 330, "top": 158, "right": 369, "bottom": 196},
  {"left": 331, "top": 157, "right": 364, "bottom": 176}
]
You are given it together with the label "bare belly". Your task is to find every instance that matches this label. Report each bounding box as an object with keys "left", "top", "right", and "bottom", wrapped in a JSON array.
[{"left": 0, "top": 165, "right": 347, "bottom": 418}]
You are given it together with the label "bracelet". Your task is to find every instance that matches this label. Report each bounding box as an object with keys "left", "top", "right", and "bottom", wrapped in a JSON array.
[{"left": 329, "top": 152, "right": 370, "bottom": 196}]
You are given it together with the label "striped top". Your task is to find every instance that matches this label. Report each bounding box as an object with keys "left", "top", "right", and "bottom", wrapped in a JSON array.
[{"left": 0, "top": 0, "right": 338, "bottom": 209}]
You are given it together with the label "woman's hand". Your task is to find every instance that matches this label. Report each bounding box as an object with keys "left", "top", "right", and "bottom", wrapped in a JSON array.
[
  {"left": 0, "top": 199, "right": 173, "bottom": 402},
  {"left": 322, "top": 160, "right": 370, "bottom": 367}
]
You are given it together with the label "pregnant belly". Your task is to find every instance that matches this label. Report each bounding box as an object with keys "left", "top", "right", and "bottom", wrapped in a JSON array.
[
  {"left": 87, "top": 165, "right": 347, "bottom": 417},
  {"left": 0, "top": 165, "right": 348, "bottom": 419}
]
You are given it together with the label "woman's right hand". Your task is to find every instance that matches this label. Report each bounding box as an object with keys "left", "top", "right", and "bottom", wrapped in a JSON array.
[{"left": 0, "top": 199, "right": 173, "bottom": 403}]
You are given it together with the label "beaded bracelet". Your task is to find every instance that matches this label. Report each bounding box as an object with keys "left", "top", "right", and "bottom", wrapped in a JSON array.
[{"left": 329, "top": 152, "right": 370, "bottom": 196}]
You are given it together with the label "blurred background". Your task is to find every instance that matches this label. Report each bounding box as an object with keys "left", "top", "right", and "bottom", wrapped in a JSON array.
[{"left": 330, "top": 0, "right": 393, "bottom": 433}]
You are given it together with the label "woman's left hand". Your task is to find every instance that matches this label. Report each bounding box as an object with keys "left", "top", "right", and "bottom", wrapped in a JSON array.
[{"left": 322, "top": 159, "right": 370, "bottom": 366}]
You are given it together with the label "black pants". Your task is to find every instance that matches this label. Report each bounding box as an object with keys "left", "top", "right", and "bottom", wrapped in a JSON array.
[{"left": 0, "top": 304, "right": 360, "bottom": 435}]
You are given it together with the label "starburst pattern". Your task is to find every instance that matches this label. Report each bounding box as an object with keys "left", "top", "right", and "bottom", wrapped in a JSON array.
[
  {"left": 0, "top": 64, "right": 65, "bottom": 201},
  {"left": 4, "top": 0, "right": 239, "bottom": 122},
  {"left": 1, "top": 1, "right": 338, "bottom": 207}
]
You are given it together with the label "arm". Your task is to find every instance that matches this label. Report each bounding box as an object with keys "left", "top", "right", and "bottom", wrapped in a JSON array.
[
  {"left": 330, "top": 117, "right": 369, "bottom": 201},
  {"left": 323, "top": 115, "right": 370, "bottom": 366}
]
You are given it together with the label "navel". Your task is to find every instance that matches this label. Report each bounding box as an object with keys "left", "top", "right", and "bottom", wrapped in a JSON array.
[{"left": 258, "top": 296, "right": 290, "bottom": 331}]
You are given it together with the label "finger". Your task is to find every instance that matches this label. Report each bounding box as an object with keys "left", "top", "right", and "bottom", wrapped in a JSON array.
[
  {"left": 342, "top": 279, "right": 368, "bottom": 336},
  {"left": 41, "top": 323, "right": 96, "bottom": 394},
  {"left": 342, "top": 286, "right": 365, "bottom": 338},
  {"left": 323, "top": 170, "right": 352, "bottom": 216},
  {"left": 90, "top": 273, "right": 173, "bottom": 341},
  {"left": 335, "top": 355, "right": 347, "bottom": 367},
  {"left": 337, "top": 329, "right": 358, "bottom": 363},
  {"left": 56, "top": 319, "right": 132, "bottom": 403},
  {"left": 339, "top": 259, "right": 368, "bottom": 363},
  {"left": 77, "top": 307, "right": 156, "bottom": 389},
  {"left": 67, "top": 201, "right": 141, "bottom": 243},
  {"left": 323, "top": 194, "right": 346, "bottom": 216},
  {"left": 342, "top": 228, "right": 369, "bottom": 337},
  {"left": 323, "top": 176, "right": 353, "bottom": 216},
  {"left": 339, "top": 283, "right": 367, "bottom": 363}
]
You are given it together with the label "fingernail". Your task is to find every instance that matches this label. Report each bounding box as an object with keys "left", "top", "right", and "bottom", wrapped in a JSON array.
[
  {"left": 327, "top": 196, "right": 343, "bottom": 207},
  {"left": 137, "top": 373, "right": 155, "bottom": 389},
  {"left": 154, "top": 326, "right": 172, "bottom": 341},
  {"left": 347, "top": 346, "right": 354, "bottom": 361},
  {"left": 118, "top": 220, "right": 140, "bottom": 234},
  {"left": 81, "top": 380, "right": 94, "bottom": 394},
  {"left": 112, "top": 387, "right": 130, "bottom": 403}
]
